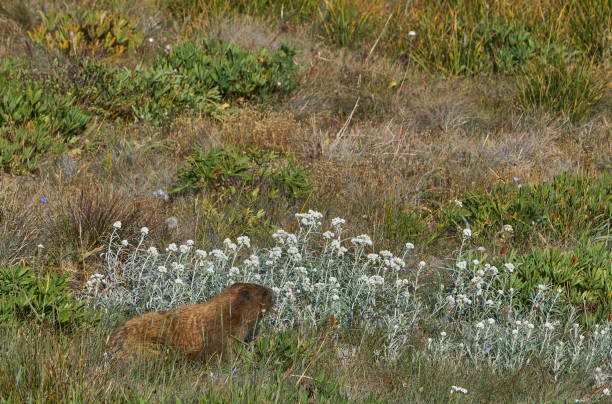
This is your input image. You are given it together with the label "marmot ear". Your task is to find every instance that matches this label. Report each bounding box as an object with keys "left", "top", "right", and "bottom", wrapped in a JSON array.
[{"left": 240, "top": 288, "right": 251, "bottom": 300}]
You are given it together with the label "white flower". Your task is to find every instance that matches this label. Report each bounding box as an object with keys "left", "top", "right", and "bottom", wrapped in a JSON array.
[
  {"left": 140, "top": 227, "right": 149, "bottom": 235},
  {"left": 174, "top": 278, "right": 184, "bottom": 285},
  {"left": 237, "top": 236, "right": 250, "bottom": 248},
  {"left": 456, "top": 260, "right": 467, "bottom": 270},
  {"left": 450, "top": 386, "right": 467, "bottom": 394},
  {"left": 167, "top": 243, "right": 178, "bottom": 252},
  {"left": 147, "top": 246, "right": 159, "bottom": 257},
  {"left": 351, "top": 234, "right": 372, "bottom": 246},
  {"left": 538, "top": 284, "right": 547, "bottom": 291},
  {"left": 113, "top": 221, "right": 122, "bottom": 229},
  {"left": 462, "top": 228, "right": 472, "bottom": 238},
  {"left": 603, "top": 388, "right": 610, "bottom": 396},
  {"left": 527, "top": 323, "right": 534, "bottom": 330},
  {"left": 195, "top": 249, "right": 207, "bottom": 258},
  {"left": 418, "top": 261, "right": 426, "bottom": 269},
  {"left": 543, "top": 322, "right": 554, "bottom": 331},
  {"left": 440, "top": 331, "right": 447, "bottom": 337},
  {"left": 229, "top": 267, "right": 240, "bottom": 277},
  {"left": 379, "top": 250, "right": 393, "bottom": 258},
  {"left": 164, "top": 44, "right": 171, "bottom": 54},
  {"left": 157, "top": 266, "right": 168, "bottom": 273},
  {"left": 223, "top": 238, "right": 237, "bottom": 251},
  {"left": 477, "top": 246, "right": 486, "bottom": 252},
  {"left": 475, "top": 321, "right": 485, "bottom": 329},
  {"left": 332, "top": 294, "right": 340, "bottom": 301},
  {"left": 37, "top": 244, "right": 44, "bottom": 249},
  {"left": 454, "top": 199, "right": 463, "bottom": 207},
  {"left": 295, "top": 210, "right": 323, "bottom": 227},
  {"left": 210, "top": 249, "right": 228, "bottom": 261},
  {"left": 268, "top": 247, "right": 282, "bottom": 260},
  {"left": 504, "top": 263, "right": 515, "bottom": 272},
  {"left": 472, "top": 259, "right": 479, "bottom": 266},
  {"left": 323, "top": 231, "right": 335, "bottom": 240},
  {"left": 170, "top": 262, "right": 184, "bottom": 272},
  {"left": 148, "top": 37, "right": 154, "bottom": 43},
  {"left": 186, "top": 239, "right": 194, "bottom": 246},
  {"left": 245, "top": 255, "right": 260, "bottom": 268},
  {"left": 502, "top": 224, "right": 514, "bottom": 233},
  {"left": 405, "top": 242, "right": 415, "bottom": 250},
  {"left": 367, "top": 253, "right": 379, "bottom": 262},
  {"left": 595, "top": 367, "right": 602, "bottom": 374},
  {"left": 408, "top": 31, "right": 416, "bottom": 37},
  {"left": 121, "top": 239, "right": 129, "bottom": 247},
  {"left": 179, "top": 244, "right": 190, "bottom": 254},
  {"left": 331, "top": 217, "right": 346, "bottom": 227},
  {"left": 487, "top": 318, "right": 495, "bottom": 325},
  {"left": 512, "top": 329, "right": 518, "bottom": 336}
]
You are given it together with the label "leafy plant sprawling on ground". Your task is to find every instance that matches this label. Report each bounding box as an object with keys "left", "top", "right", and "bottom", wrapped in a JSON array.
[
  {"left": 28, "top": 9, "right": 143, "bottom": 58},
  {"left": 508, "top": 241, "right": 612, "bottom": 325},
  {"left": 0, "top": 59, "right": 92, "bottom": 174},
  {"left": 161, "top": 39, "right": 300, "bottom": 102},
  {"left": 0, "top": 38, "right": 300, "bottom": 174},
  {"left": 171, "top": 145, "right": 313, "bottom": 199},
  {"left": 0, "top": 264, "right": 98, "bottom": 328},
  {"left": 444, "top": 173, "right": 611, "bottom": 251}
]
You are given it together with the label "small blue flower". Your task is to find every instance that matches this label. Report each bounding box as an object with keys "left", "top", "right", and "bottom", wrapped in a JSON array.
[
  {"left": 484, "top": 347, "right": 491, "bottom": 354},
  {"left": 40, "top": 197, "right": 48, "bottom": 203},
  {"left": 402, "top": 268, "right": 407, "bottom": 273},
  {"left": 513, "top": 177, "right": 519, "bottom": 183}
]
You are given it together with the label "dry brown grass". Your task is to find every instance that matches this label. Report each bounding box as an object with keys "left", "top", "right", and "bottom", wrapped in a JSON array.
[{"left": 1, "top": 2, "right": 609, "bottom": 281}]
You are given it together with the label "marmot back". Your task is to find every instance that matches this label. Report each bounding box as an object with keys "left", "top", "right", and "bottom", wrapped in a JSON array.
[{"left": 106, "top": 283, "right": 274, "bottom": 360}]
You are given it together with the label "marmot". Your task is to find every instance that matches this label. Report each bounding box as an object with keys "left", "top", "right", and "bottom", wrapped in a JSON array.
[{"left": 106, "top": 283, "right": 274, "bottom": 361}]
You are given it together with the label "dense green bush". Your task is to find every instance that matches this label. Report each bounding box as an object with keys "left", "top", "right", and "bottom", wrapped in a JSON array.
[
  {"left": 158, "top": 39, "right": 300, "bottom": 102},
  {"left": 0, "top": 265, "right": 99, "bottom": 328},
  {"left": 171, "top": 145, "right": 313, "bottom": 199},
  {"left": 0, "top": 38, "right": 300, "bottom": 174},
  {"left": 507, "top": 241, "right": 612, "bottom": 325},
  {"left": 0, "top": 59, "right": 91, "bottom": 174}
]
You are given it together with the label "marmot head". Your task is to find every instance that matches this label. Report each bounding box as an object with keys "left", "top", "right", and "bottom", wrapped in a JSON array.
[{"left": 229, "top": 283, "right": 275, "bottom": 315}]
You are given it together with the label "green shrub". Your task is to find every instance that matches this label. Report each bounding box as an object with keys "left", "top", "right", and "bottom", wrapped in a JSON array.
[
  {"left": 28, "top": 9, "right": 143, "bottom": 58},
  {"left": 444, "top": 173, "right": 611, "bottom": 251},
  {"left": 171, "top": 145, "right": 313, "bottom": 199},
  {"left": 507, "top": 241, "right": 612, "bottom": 325},
  {"left": 0, "top": 265, "right": 99, "bottom": 328},
  {"left": 0, "top": 59, "right": 91, "bottom": 174},
  {"left": 158, "top": 39, "right": 300, "bottom": 102}
]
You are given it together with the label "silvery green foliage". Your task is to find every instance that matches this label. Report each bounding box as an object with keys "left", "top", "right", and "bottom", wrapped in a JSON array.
[
  {"left": 86, "top": 211, "right": 423, "bottom": 360},
  {"left": 84, "top": 211, "right": 612, "bottom": 380}
]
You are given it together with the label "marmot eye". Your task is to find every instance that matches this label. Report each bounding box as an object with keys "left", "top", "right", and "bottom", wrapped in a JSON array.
[{"left": 262, "top": 290, "right": 268, "bottom": 297}]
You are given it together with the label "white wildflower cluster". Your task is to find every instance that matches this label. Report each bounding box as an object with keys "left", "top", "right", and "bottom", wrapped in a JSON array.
[
  {"left": 85, "top": 273, "right": 106, "bottom": 295},
  {"left": 451, "top": 385, "right": 468, "bottom": 394},
  {"left": 295, "top": 210, "right": 323, "bottom": 227},
  {"left": 88, "top": 212, "right": 612, "bottom": 385},
  {"left": 351, "top": 234, "right": 372, "bottom": 247}
]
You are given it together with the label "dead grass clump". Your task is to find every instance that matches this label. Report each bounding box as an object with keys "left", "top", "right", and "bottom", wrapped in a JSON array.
[
  {"left": 46, "top": 182, "right": 165, "bottom": 267},
  {"left": 0, "top": 183, "right": 40, "bottom": 265},
  {"left": 212, "top": 109, "right": 304, "bottom": 153}
]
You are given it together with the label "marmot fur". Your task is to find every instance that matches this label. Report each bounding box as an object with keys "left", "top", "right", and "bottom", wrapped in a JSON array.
[{"left": 106, "top": 283, "right": 274, "bottom": 360}]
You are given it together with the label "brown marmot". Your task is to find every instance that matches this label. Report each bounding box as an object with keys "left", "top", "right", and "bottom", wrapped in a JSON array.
[{"left": 106, "top": 283, "right": 274, "bottom": 361}]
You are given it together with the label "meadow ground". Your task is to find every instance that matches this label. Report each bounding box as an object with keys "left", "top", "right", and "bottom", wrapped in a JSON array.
[{"left": 0, "top": 0, "right": 611, "bottom": 402}]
